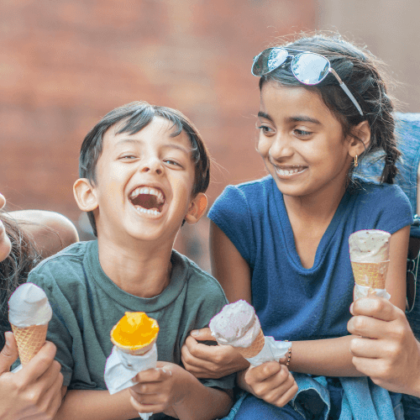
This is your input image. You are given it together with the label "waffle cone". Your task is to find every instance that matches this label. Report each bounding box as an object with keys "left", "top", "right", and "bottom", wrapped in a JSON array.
[
  {"left": 11, "top": 323, "right": 48, "bottom": 365},
  {"left": 110, "top": 325, "right": 157, "bottom": 356},
  {"left": 351, "top": 261, "right": 389, "bottom": 289},
  {"left": 235, "top": 329, "right": 265, "bottom": 358}
]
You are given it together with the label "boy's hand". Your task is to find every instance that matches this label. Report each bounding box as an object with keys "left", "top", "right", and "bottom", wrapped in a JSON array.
[
  {"left": 130, "top": 362, "right": 192, "bottom": 416},
  {"left": 182, "top": 327, "right": 249, "bottom": 378},
  {"left": 0, "top": 332, "right": 64, "bottom": 420},
  {"left": 240, "top": 362, "right": 298, "bottom": 408},
  {"left": 0, "top": 193, "right": 12, "bottom": 262},
  {"left": 348, "top": 296, "right": 420, "bottom": 397}
]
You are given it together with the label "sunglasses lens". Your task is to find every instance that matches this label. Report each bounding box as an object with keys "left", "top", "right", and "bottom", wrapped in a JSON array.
[
  {"left": 252, "top": 48, "right": 289, "bottom": 76},
  {"left": 291, "top": 53, "right": 330, "bottom": 85}
]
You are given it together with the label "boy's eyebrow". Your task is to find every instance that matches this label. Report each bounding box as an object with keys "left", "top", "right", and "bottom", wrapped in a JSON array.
[{"left": 115, "top": 138, "right": 190, "bottom": 154}]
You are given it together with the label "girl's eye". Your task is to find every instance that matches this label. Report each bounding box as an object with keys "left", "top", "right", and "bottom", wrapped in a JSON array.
[
  {"left": 257, "top": 125, "right": 274, "bottom": 135},
  {"left": 294, "top": 129, "right": 312, "bottom": 137}
]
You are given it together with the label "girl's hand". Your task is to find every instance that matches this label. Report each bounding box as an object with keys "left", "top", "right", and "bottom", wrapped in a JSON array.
[
  {"left": 181, "top": 328, "right": 250, "bottom": 379},
  {"left": 0, "top": 333, "right": 64, "bottom": 420},
  {"left": 239, "top": 362, "right": 298, "bottom": 407},
  {"left": 348, "top": 296, "right": 420, "bottom": 397},
  {"left": 0, "top": 193, "right": 12, "bottom": 262}
]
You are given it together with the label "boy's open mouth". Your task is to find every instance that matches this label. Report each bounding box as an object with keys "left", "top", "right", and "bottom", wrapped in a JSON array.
[{"left": 129, "top": 186, "right": 165, "bottom": 215}]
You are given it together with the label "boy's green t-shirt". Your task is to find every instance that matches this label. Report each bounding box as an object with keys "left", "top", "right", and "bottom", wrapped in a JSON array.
[{"left": 27, "top": 241, "right": 235, "bottom": 392}]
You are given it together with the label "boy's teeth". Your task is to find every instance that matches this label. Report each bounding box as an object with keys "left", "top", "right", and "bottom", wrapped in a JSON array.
[
  {"left": 135, "top": 206, "right": 160, "bottom": 216},
  {"left": 130, "top": 187, "right": 164, "bottom": 203}
]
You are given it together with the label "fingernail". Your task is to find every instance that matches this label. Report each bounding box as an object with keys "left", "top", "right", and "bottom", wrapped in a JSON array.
[
  {"left": 350, "top": 303, "right": 354, "bottom": 315},
  {"left": 191, "top": 330, "right": 199, "bottom": 337}
]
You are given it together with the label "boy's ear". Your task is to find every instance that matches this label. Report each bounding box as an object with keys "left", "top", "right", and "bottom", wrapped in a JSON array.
[
  {"left": 348, "top": 120, "right": 371, "bottom": 158},
  {"left": 73, "top": 178, "right": 99, "bottom": 212},
  {"left": 184, "top": 193, "right": 208, "bottom": 225}
]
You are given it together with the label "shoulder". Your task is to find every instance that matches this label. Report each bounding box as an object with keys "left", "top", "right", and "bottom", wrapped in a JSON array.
[
  {"left": 209, "top": 176, "right": 274, "bottom": 219},
  {"left": 172, "top": 250, "right": 228, "bottom": 307},
  {"left": 8, "top": 210, "right": 79, "bottom": 258},
  {"left": 353, "top": 177, "right": 413, "bottom": 232},
  {"left": 28, "top": 241, "right": 92, "bottom": 291},
  {"left": 355, "top": 177, "right": 411, "bottom": 206},
  {"left": 213, "top": 176, "right": 274, "bottom": 203}
]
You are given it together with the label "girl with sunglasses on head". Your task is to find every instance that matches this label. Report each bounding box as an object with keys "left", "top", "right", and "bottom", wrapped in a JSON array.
[
  {"left": 0, "top": 193, "right": 79, "bottom": 419},
  {"left": 182, "top": 34, "right": 411, "bottom": 419}
]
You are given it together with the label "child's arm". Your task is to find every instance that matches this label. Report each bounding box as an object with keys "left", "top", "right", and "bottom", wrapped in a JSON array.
[
  {"left": 130, "top": 362, "right": 232, "bottom": 420},
  {"left": 196, "top": 223, "right": 409, "bottom": 379},
  {"left": 54, "top": 387, "right": 140, "bottom": 420},
  {"left": 55, "top": 363, "right": 232, "bottom": 420}
]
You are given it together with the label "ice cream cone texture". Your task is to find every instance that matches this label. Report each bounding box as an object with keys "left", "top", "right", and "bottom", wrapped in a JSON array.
[
  {"left": 349, "top": 230, "right": 390, "bottom": 289},
  {"left": 8, "top": 283, "right": 52, "bottom": 365},
  {"left": 209, "top": 300, "right": 264, "bottom": 356},
  {"left": 110, "top": 312, "right": 159, "bottom": 356}
]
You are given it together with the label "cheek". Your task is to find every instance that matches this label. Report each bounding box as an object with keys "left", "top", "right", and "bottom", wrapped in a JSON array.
[{"left": 257, "top": 135, "right": 272, "bottom": 157}]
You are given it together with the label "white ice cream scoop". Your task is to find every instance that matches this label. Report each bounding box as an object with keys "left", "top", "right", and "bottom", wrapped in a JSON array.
[
  {"left": 349, "top": 229, "right": 390, "bottom": 263},
  {"left": 209, "top": 300, "right": 261, "bottom": 348},
  {"left": 8, "top": 283, "right": 52, "bottom": 327}
]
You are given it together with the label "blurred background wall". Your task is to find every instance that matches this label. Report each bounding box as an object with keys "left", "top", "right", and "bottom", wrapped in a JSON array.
[{"left": 1, "top": 0, "right": 418, "bottom": 271}]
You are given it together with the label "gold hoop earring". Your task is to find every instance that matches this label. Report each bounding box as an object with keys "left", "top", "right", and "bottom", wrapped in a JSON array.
[{"left": 354, "top": 155, "right": 358, "bottom": 168}]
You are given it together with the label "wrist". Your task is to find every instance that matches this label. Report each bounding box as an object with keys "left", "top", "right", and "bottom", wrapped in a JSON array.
[{"left": 410, "top": 340, "right": 420, "bottom": 398}]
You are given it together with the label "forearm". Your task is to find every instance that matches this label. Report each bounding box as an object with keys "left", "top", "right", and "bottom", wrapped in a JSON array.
[
  {"left": 55, "top": 389, "right": 138, "bottom": 420},
  {"left": 289, "top": 336, "right": 364, "bottom": 377},
  {"left": 172, "top": 378, "right": 233, "bottom": 420}
]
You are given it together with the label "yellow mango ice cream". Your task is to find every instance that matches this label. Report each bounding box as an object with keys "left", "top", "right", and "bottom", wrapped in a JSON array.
[{"left": 111, "top": 312, "right": 159, "bottom": 355}]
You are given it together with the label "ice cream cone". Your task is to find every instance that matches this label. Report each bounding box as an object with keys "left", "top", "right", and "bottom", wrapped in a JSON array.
[
  {"left": 110, "top": 326, "right": 157, "bottom": 355},
  {"left": 351, "top": 261, "right": 389, "bottom": 289},
  {"left": 110, "top": 312, "right": 159, "bottom": 356},
  {"left": 235, "top": 329, "right": 265, "bottom": 358},
  {"left": 11, "top": 323, "right": 48, "bottom": 365}
]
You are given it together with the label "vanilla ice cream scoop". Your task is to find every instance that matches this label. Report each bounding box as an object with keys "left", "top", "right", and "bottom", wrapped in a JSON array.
[
  {"left": 209, "top": 300, "right": 261, "bottom": 348},
  {"left": 8, "top": 283, "right": 52, "bottom": 327},
  {"left": 349, "top": 230, "right": 390, "bottom": 263}
]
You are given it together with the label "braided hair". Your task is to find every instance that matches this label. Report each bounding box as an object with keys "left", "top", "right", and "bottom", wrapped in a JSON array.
[{"left": 259, "top": 34, "right": 399, "bottom": 184}]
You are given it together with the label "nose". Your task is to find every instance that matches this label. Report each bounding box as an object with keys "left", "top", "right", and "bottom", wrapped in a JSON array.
[
  {"left": 140, "top": 156, "right": 163, "bottom": 175},
  {"left": 268, "top": 133, "right": 294, "bottom": 162}
]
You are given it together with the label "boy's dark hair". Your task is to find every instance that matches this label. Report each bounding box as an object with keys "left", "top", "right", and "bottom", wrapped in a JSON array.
[
  {"left": 259, "top": 34, "right": 399, "bottom": 185},
  {"left": 79, "top": 101, "right": 210, "bottom": 236}
]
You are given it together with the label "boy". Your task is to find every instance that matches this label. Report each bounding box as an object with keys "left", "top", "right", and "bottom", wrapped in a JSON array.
[{"left": 27, "top": 102, "right": 234, "bottom": 420}]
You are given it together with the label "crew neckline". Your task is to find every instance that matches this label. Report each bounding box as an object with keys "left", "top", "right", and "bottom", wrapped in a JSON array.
[{"left": 84, "top": 241, "right": 187, "bottom": 312}]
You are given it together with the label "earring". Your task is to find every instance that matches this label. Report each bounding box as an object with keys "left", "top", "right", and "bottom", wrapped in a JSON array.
[{"left": 354, "top": 155, "right": 358, "bottom": 168}]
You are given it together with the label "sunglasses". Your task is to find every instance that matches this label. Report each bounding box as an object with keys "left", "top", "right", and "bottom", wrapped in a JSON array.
[
  {"left": 407, "top": 216, "right": 420, "bottom": 312},
  {"left": 251, "top": 47, "right": 363, "bottom": 117}
]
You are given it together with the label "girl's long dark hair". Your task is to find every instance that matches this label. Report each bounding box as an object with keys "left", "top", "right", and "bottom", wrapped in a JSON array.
[
  {"left": 259, "top": 34, "right": 399, "bottom": 184},
  {"left": 0, "top": 211, "right": 40, "bottom": 315}
]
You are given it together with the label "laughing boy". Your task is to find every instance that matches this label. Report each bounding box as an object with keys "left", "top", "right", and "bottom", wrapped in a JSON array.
[{"left": 27, "top": 102, "right": 234, "bottom": 420}]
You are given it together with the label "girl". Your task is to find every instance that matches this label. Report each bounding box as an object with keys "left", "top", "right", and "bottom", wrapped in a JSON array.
[
  {"left": 0, "top": 192, "right": 79, "bottom": 419},
  {"left": 182, "top": 35, "right": 412, "bottom": 419}
]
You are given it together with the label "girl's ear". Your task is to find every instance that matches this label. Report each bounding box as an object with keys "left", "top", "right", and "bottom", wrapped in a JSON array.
[
  {"left": 73, "top": 178, "right": 99, "bottom": 212},
  {"left": 184, "top": 193, "right": 208, "bottom": 225},
  {"left": 348, "top": 120, "right": 371, "bottom": 158}
]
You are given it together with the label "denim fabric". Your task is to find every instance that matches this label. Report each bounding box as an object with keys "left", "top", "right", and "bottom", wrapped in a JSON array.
[{"left": 220, "top": 375, "right": 403, "bottom": 420}]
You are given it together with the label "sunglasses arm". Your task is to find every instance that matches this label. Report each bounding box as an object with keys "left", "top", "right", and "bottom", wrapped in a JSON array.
[{"left": 329, "top": 68, "right": 363, "bottom": 117}]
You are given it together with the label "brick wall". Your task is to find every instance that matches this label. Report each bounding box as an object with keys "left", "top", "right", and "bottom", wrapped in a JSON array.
[{"left": 0, "top": 0, "right": 316, "bottom": 270}]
